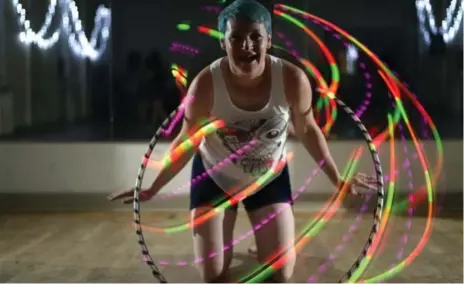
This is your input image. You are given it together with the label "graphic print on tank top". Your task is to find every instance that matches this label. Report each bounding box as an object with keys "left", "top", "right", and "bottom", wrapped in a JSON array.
[{"left": 216, "top": 113, "right": 289, "bottom": 177}]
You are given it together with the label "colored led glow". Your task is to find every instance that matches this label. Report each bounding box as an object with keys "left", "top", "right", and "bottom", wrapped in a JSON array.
[
  {"left": 159, "top": 95, "right": 194, "bottom": 137},
  {"left": 278, "top": 0, "right": 443, "bottom": 212},
  {"left": 241, "top": 148, "right": 368, "bottom": 283},
  {"left": 164, "top": 120, "right": 226, "bottom": 169},
  {"left": 176, "top": 23, "right": 191, "bottom": 31},
  {"left": 149, "top": 152, "right": 359, "bottom": 267},
  {"left": 364, "top": 93, "right": 417, "bottom": 269},
  {"left": 163, "top": 5, "right": 440, "bottom": 282},
  {"left": 276, "top": 6, "right": 440, "bottom": 282},
  {"left": 170, "top": 42, "right": 200, "bottom": 55},
  {"left": 182, "top": 23, "right": 340, "bottom": 134},
  {"left": 307, "top": 101, "right": 400, "bottom": 283},
  {"left": 153, "top": 141, "right": 259, "bottom": 200},
  {"left": 141, "top": 152, "right": 295, "bottom": 235},
  {"left": 177, "top": 5, "right": 340, "bottom": 132}
]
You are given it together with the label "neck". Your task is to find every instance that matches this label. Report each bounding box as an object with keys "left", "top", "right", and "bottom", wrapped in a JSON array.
[{"left": 228, "top": 58, "right": 268, "bottom": 88}]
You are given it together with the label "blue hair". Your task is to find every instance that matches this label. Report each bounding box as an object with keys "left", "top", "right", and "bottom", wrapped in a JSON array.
[{"left": 218, "top": 0, "right": 272, "bottom": 35}]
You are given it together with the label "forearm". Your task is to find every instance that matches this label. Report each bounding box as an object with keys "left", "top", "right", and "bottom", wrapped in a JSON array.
[
  {"left": 287, "top": 122, "right": 296, "bottom": 137},
  {"left": 148, "top": 137, "right": 196, "bottom": 195},
  {"left": 297, "top": 126, "right": 341, "bottom": 187}
]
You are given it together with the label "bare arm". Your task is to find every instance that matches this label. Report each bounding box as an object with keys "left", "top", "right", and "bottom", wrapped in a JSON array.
[
  {"left": 287, "top": 113, "right": 296, "bottom": 137},
  {"left": 107, "top": 68, "right": 214, "bottom": 204},
  {"left": 147, "top": 69, "right": 213, "bottom": 195},
  {"left": 284, "top": 63, "right": 342, "bottom": 188}
]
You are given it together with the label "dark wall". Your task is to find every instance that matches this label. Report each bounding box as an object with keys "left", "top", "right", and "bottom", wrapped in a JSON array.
[{"left": 0, "top": 0, "right": 462, "bottom": 141}]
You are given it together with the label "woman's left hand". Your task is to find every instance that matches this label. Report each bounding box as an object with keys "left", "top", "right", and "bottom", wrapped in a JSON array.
[{"left": 342, "top": 173, "right": 378, "bottom": 196}]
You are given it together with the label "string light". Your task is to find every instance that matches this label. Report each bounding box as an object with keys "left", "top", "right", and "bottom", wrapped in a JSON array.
[
  {"left": 12, "top": 0, "right": 60, "bottom": 49},
  {"left": 416, "top": 0, "right": 464, "bottom": 46},
  {"left": 60, "top": 0, "right": 111, "bottom": 61},
  {"left": 10, "top": 0, "right": 111, "bottom": 61}
]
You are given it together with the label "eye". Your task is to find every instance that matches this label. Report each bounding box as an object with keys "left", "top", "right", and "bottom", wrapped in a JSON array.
[
  {"left": 229, "top": 34, "right": 242, "bottom": 41},
  {"left": 250, "top": 34, "right": 263, "bottom": 41},
  {"left": 259, "top": 128, "right": 282, "bottom": 141}
]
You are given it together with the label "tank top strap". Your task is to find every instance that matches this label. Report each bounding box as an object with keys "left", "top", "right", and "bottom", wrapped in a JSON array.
[
  {"left": 269, "top": 55, "right": 288, "bottom": 108},
  {"left": 209, "top": 58, "right": 228, "bottom": 113}
]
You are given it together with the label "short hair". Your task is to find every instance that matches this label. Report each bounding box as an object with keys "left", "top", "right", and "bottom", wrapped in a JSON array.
[{"left": 218, "top": 0, "right": 272, "bottom": 35}]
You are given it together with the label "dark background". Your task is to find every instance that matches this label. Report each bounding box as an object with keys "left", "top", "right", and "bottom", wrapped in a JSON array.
[{"left": 0, "top": 0, "right": 462, "bottom": 141}]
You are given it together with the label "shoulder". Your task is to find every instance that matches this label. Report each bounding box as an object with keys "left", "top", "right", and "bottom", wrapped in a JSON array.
[
  {"left": 275, "top": 57, "right": 312, "bottom": 106},
  {"left": 188, "top": 57, "right": 224, "bottom": 91},
  {"left": 271, "top": 55, "right": 309, "bottom": 86},
  {"left": 184, "top": 65, "right": 215, "bottom": 116},
  {"left": 190, "top": 65, "right": 213, "bottom": 91},
  {"left": 280, "top": 58, "right": 309, "bottom": 84}
]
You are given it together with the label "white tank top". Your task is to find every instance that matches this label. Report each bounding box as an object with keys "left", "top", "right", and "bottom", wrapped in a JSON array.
[{"left": 198, "top": 55, "right": 291, "bottom": 193}]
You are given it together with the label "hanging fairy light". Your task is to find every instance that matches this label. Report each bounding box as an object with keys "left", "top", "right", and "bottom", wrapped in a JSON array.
[
  {"left": 60, "top": 0, "right": 111, "bottom": 61},
  {"left": 416, "top": 0, "right": 464, "bottom": 46},
  {"left": 10, "top": 0, "right": 111, "bottom": 61},
  {"left": 12, "top": 0, "right": 60, "bottom": 49}
]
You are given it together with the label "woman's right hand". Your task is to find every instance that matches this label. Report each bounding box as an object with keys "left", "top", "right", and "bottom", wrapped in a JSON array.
[{"left": 107, "top": 187, "right": 156, "bottom": 204}]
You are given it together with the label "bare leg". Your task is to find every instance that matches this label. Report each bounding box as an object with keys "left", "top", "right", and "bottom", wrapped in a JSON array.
[
  {"left": 249, "top": 206, "right": 294, "bottom": 257},
  {"left": 247, "top": 203, "right": 296, "bottom": 283},
  {"left": 192, "top": 207, "right": 237, "bottom": 282}
]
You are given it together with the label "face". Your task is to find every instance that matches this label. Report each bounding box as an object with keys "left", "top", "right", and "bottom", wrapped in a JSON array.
[{"left": 221, "top": 19, "right": 271, "bottom": 76}]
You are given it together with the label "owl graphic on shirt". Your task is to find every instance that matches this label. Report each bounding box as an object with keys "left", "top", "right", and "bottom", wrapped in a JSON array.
[{"left": 215, "top": 114, "right": 289, "bottom": 177}]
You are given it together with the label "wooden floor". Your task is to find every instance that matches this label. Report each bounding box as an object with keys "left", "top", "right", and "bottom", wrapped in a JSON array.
[{"left": 0, "top": 211, "right": 462, "bottom": 283}]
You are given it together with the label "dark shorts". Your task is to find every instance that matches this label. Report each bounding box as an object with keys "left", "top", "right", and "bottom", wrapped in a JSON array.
[{"left": 189, "top": 153, "right": 293, "bottom": 212}]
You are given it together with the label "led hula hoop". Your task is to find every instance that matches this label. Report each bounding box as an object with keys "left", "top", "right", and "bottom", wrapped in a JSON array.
[
  {"left": 332, "top": 97, "right": 384, "bottom": 283},
  {"left": 133, "top": 49, "right": 386, "bottom": 284},
  {"left": 131, "top": 93, "right": 384, "bottom": 283}
]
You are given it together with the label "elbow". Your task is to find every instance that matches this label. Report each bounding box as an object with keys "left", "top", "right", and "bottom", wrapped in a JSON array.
[{"left": 295, "top": 123, "right": 321, "bottom": 141}]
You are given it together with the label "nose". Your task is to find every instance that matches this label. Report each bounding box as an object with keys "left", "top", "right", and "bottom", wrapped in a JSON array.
[{"left": 241, "top": 37, "right": 254, "bottom": 51}]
